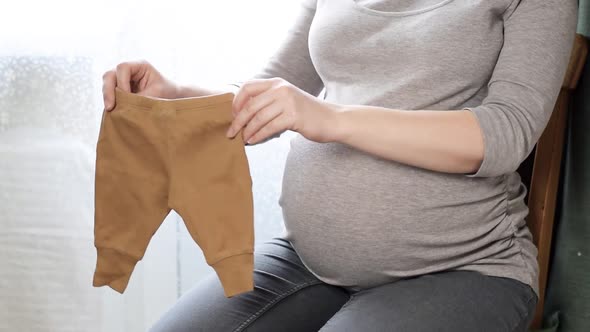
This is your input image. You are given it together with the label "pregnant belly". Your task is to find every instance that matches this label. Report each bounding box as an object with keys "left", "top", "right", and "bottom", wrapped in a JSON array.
[{"left": 278, "top": 135, "right": 526, "bottom": 288}]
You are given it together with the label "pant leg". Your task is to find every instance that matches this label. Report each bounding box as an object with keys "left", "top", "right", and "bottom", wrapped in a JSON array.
[
  {"left": 93, "top": 95, "right": 171, "bottom": 293},
  {"left": 169, "top": 98, "right": 255, "bottom": 297},
  {"left": 149, "top": 238, "right": 351, "bottom": 332},
  {"left": 319, "top": 270, "right": 538, "bottom": 332}
]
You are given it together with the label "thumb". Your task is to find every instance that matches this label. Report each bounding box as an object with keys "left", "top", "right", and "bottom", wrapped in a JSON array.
[
  {"left": 136, "top": 89, "right": 149, "bottom": 97},
  {"left": 135, "top": 87, "right": 155, "bottom": 97}
]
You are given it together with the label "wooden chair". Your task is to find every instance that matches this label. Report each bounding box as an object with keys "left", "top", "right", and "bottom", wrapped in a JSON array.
[{"left": 516, "top": 34, "right": 588, "bottom": 329}]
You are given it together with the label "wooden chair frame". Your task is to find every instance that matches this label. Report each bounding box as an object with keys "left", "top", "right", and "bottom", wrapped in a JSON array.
[{"left": 517, "top": 34, "right": 588, "bottom": 329}]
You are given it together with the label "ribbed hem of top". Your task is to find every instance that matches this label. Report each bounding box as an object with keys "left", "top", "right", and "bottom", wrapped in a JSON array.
[{"left": 211, "top": 253, "right": 254, "bottom": 298}]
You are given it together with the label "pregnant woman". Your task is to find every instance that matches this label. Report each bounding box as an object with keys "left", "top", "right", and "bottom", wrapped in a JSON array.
[{"left": 102, "top": 0, "right": 577, "bottom": 331}]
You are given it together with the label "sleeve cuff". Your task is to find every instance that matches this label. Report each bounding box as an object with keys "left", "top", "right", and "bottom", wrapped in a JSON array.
[
  {"left": 211, "top": 253, "right": 254, "bottom": 298},
  {"left": 463, "top": 106, "right": 499, "bottom": 178}
]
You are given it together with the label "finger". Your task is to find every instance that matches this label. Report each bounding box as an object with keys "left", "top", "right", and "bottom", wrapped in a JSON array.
[
  {"left": 102, "top": 70, "right": 117, "bottom": 111},
  {"left": 232, "top": 78, "right": 276, "bottom": 115},
  {"left": 242, "top": 103, "right": 283, "bottom": 142},
  {"left": 129, "top": 60, "right": 150, "bottom": 92},
  {"left": 240, "top": 86, "right": 277, "bottom": 116},
  {"left": 227, "top": 88, "right": 277, "bottom": 137},
  {"left": 246, "top": 112, "right": 290, "bottom": 145},
  {"left": 226, "top": 97, "right": 261, "bottom": 139},
  {"left": 115, "top": 60, "right": 147, "bottom": 93}
]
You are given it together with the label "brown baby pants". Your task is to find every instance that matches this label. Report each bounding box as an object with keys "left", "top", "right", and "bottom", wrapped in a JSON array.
[{"left": 92, "top": 86, "right": 254, "bottom": 298}]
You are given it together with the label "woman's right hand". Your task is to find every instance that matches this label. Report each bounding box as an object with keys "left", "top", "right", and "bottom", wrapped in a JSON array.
[{"left": 102, "top": 60, "right": 180, "bottom": 112}]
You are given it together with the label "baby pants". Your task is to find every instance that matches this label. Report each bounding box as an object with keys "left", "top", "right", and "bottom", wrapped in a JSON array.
[{"left": 92, "top": 87, "right": 254, "bottom": 298}]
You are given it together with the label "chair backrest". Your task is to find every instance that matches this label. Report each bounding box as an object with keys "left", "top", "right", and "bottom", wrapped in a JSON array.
[{"left": 519, "top": 33, "right": 588, "bottom": 329}]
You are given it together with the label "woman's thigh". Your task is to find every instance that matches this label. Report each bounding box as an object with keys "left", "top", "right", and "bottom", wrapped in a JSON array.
[
  {"left": 149, "top": 237, "right": 350, "bottom": 332},
  {"left": 319, "top": 270, "right": 538, "bottom": 332}
]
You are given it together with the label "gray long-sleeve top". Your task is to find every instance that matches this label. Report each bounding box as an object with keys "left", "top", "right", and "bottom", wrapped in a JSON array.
[{"left": 245, "top": 0, "right": 578, "bottom": 297}]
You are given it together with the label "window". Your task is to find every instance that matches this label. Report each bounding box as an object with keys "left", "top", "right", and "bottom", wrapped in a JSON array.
[{"left": 0, "top": 1, "right": 300, "bottom": 330}]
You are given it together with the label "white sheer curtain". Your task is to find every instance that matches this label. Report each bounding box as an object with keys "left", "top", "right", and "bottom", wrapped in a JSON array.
[{"left": 0, "top": 1, "right": 300, "bottom": 331}]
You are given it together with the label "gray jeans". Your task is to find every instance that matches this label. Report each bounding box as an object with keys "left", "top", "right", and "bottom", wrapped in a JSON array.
[{"left": 149, "top": 238, "right": 538, "bottom": 332}]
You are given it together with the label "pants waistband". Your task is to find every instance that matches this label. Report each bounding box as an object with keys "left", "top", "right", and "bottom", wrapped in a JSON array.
[{"left": 114, "top": 86, "right": 235, "bottom": 111}]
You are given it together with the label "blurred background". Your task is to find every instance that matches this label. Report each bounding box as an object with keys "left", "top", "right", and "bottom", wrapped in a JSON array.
[{"left": 0, "top": 0, "right": 303, "bottom": 331}]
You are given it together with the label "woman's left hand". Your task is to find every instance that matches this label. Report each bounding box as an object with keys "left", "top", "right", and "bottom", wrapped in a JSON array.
[{"left": 226, "top": 77, "right": 339, "bottom": 145}]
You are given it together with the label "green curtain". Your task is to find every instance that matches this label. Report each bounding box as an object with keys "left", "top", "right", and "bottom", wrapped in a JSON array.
[
  {"left": 579, "top": 0, "right": 590, "bottom": 37},
  {"left": 535, "top": 2, "right": 590, "bottom": 331}
]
